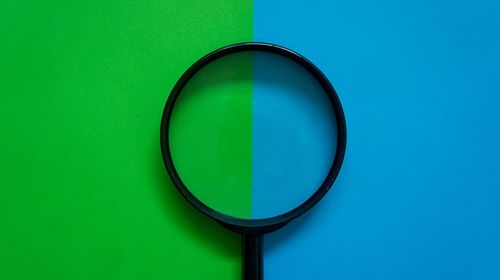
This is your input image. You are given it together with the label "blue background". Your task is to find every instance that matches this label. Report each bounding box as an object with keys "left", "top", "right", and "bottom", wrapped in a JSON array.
[
  {"left": 254, "top": 0, "right": 500, "bottom": 279},
  {"left": 252, "top": 52, "right": 337, "bottom": 219}
]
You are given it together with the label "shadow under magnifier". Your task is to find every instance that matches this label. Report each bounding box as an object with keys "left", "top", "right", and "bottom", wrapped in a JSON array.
[
  {"left": 152, "top": 142, "right": 242, "bottom": 258},
  {"left": 156, "top": 49, "right": 338, "bottom": 257}
]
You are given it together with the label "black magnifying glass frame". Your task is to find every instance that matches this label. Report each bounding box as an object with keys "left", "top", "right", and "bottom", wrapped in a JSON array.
[{"left": 160, "top": 42, "right": 346, "bottom": 280}]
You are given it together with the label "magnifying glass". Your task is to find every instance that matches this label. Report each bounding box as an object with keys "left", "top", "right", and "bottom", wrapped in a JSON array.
[{"left": 160, "top": 42, "right": 346, "bottom": 280}]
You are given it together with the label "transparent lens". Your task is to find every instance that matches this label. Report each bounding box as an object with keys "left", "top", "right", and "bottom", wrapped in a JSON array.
[{"left": 169, "top": 51, "right": 337, "bottom": 219}]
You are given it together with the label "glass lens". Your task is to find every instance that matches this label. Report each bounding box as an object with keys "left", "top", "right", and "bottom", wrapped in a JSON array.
[{"left": 169, "top": 51, "right": 337, "bottom": 219}]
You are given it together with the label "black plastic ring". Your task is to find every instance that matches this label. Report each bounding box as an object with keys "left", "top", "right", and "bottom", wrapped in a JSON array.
[{"left": 160, "top": 42, "right": 347, "bottom": 234}]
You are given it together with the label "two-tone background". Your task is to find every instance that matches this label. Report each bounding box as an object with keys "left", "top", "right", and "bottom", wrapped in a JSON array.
[{"left": 1, "top": 0, "right": 499, "bottom": 279}]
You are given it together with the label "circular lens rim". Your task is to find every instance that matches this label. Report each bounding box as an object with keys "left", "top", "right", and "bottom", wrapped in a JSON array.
[{"left": 160, "top": 42, "right": 347, "bottom": 232}]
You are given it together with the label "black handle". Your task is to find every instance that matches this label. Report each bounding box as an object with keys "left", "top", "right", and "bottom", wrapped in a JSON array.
[{"left": 243, "top": 234, "right": 263, "bottom": 280}]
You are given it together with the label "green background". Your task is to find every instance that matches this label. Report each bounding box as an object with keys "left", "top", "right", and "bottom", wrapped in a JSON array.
[
  {"left": 0, "top": 0, "right": 251, "bottom": 279},
  {"left": 169, "top": 53, "right": 253, "bottom": 219}
]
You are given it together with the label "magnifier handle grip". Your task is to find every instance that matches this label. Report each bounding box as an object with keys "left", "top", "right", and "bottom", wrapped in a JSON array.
[{"left": 243, "top": 234, "right": 263, "bottom": 280}]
